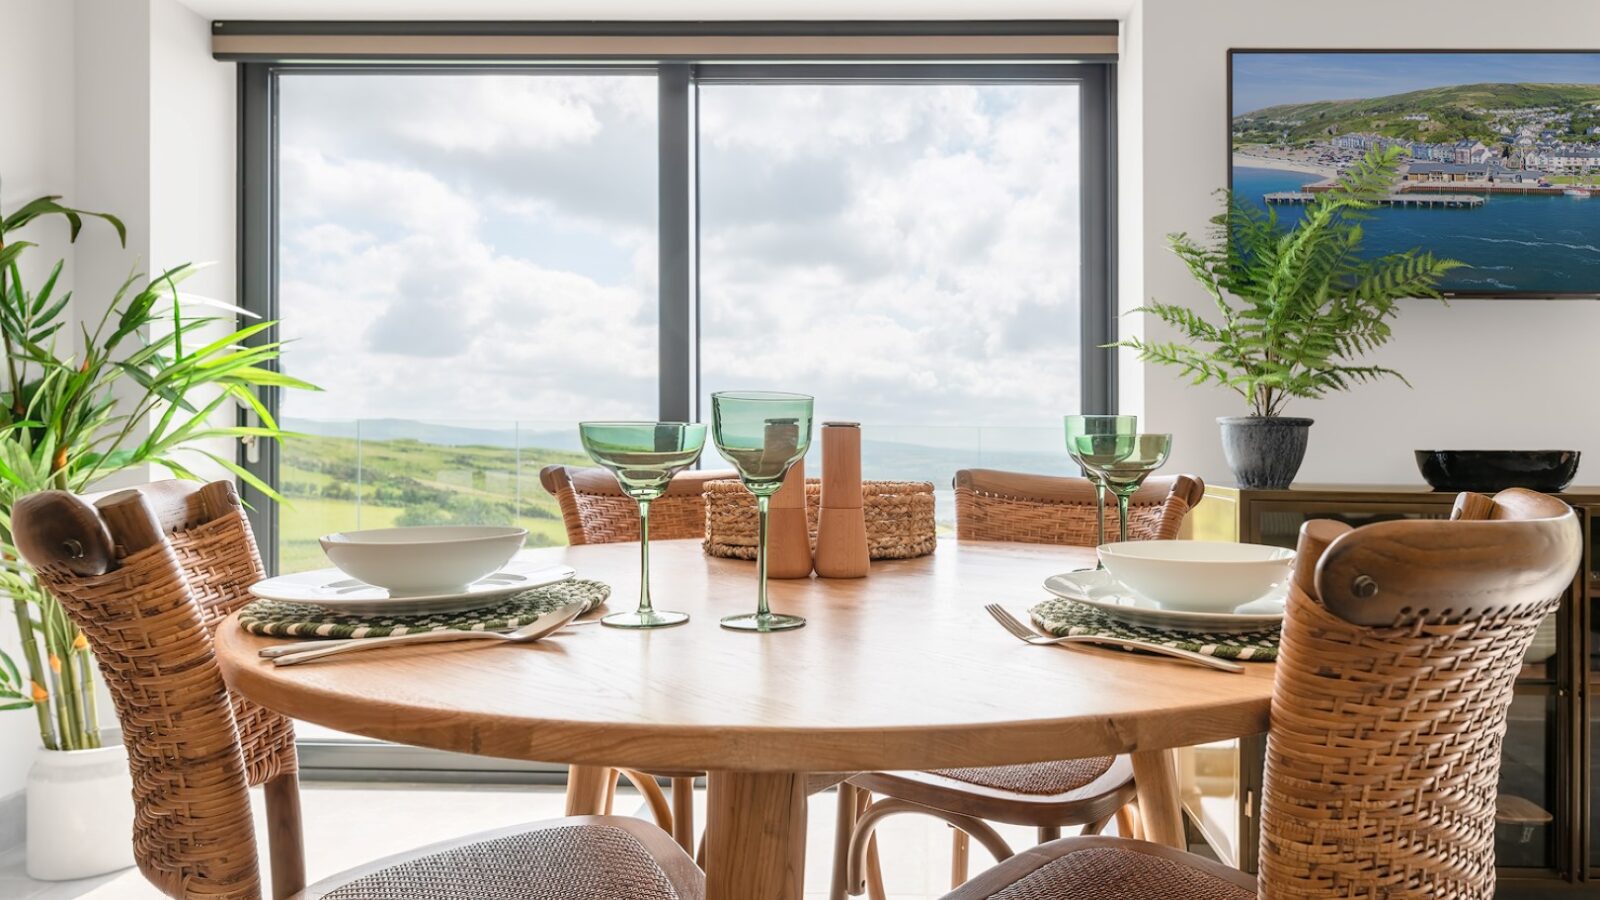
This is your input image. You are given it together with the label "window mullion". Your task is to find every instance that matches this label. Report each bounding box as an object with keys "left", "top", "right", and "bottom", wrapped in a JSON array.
[
  {"left": 1079, "top": 63, "right": 1117, "bottom": 414},
  {"left": 238, "top": 62, "right": 280, "bottom": 573},
  {"left": 658, "top": 63, "right": 696, "bottom": 422}
]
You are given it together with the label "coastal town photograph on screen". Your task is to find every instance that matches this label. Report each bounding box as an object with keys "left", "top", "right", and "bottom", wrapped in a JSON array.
[{"left": 1231, "top": 51, "right": 1600, "bottom": 296}]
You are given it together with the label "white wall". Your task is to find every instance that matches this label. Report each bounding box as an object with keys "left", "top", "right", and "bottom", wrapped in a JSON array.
[
  {"left": 1123, "top": 0, "right": 1600, "bottom": 486},
  {"left": 0, "top": 0, "right": 234, "bottom": 809},
  {"left": 0, "top": 0, "right": 77, "bottom": 804},
  {"left": 151, "top": 0, "right": 235, "bottom": 304},
  {"left": 151, "top": 0, "right": 239, "bottom": 484},
  {"left": 73, "top": 0, "right": 151, "bottom": 323}
]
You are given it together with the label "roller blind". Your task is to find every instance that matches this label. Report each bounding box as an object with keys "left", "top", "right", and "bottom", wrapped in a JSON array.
[{"left": 210, "top": 20, "right": 1118, "bottom": 62}]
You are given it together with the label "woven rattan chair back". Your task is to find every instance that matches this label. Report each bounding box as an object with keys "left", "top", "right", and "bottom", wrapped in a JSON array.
[
  {"left": 1259, "top": 488, "right": 1581, "bottom": 898},
  {"left": 953, "top": 469, "right": 1204, "bottom": 546},
  {"left": 539, "top": 465, "right": 737, "bottom": 545},
  {"left": 13, "top": 480, "right": 305, "bottom": 900}
]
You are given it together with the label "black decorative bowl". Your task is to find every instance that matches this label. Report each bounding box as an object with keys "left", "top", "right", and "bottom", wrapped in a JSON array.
[{"left": 1414, "top": 450, "right": 1580, "bottom": 493}]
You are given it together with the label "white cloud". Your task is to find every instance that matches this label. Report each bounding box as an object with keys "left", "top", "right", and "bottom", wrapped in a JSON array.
[
  {"left": 276, "top": 75, "right": 1083, "bottom": 431},
  {"left": 698, "top": 83, "right": 1082, "bottom": 426}
]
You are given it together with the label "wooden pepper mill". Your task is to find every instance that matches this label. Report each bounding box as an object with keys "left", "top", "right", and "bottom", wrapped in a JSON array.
[
  {"left": 764, "top": 421, "right": 815, "bottom": 579},
  {"left": 814, "top": 422, "right": 869, "bottom": 578}
]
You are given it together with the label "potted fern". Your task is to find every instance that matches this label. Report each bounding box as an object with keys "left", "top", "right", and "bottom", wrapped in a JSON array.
[
  {"left": 0, "top": 186, "right": 316, "bottom": 879},
  {"left": 1118, "top": 148, "right": 1460, "bottom": 489}
]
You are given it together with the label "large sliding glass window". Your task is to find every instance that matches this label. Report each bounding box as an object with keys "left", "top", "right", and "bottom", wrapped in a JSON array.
[
  {"left": 249, "top": 58, "right": 1110, "bottom": 773},
  {"left": 254, "top": 63, "right": 1111, "bottom": 576}
]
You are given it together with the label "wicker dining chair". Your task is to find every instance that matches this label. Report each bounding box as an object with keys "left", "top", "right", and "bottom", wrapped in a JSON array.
[
  {"left": 839, "top": 471, "right": 1205, "bottom": 897},
  {"left": 538, "top": 463, "right": 739, "bottom": 855},
  {"left": 12, "top": 480, "right": 704, "bottom": 900},
  {"left": 953, "top": 469, "right": 1205, "bottom": 545},
  {"left": 539, "top": 465, "right": 737, "bottom": 545},
  {"left": 939, "top": 487, "right": 1582, "bottom": 900}
]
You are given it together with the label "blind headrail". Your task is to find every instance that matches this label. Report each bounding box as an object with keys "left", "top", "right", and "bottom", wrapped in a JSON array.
[{"left": 210, "top": 20, "right": 1119, "bottom": 62}]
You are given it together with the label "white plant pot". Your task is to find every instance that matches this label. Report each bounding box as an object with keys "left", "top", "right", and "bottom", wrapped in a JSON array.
[{"left": 25, "top": 728, "right": 136, "bottom": 881}]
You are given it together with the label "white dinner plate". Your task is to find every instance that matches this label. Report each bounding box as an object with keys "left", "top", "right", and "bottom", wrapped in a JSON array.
[
  {"left": 1043, "top": 569, "right": 1285, "bottom": 634},
  {"left": 250, "top": 561, "right": 578, "bottom": 615}
]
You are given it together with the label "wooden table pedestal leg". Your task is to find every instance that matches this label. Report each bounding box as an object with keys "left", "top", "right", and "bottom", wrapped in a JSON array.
[
  {"left": 1130, "top": 749, "right": 1185, "bottom": 849},
  {"left": 705, "top": 771, "right": 808, "bottom": 900},
  {"left": 565, "top": 765, "right": 614, "bottom": 816},
  {"left": 829, "top": 782, "right": 857, "bottom": 900},
  {"left": 672, "top": 776, "right": 696, "bottom": 853}
]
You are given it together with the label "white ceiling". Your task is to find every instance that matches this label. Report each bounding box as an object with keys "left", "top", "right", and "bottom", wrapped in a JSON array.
[{"left": 179, "top": 0, "right": 1134, "bottom": 21}]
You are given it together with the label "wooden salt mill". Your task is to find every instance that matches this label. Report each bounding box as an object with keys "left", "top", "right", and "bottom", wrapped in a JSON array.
[
  {"left": 814, "top": 421, "right": 869, "bottom": 578},
  {"left": 764, "top": 418, "right": 815, "bottom": 579}
]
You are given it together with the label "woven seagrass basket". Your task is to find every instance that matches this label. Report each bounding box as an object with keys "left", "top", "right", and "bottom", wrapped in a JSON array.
[{"left": 703, "top": 479, "right": 937, "bottom": 561}]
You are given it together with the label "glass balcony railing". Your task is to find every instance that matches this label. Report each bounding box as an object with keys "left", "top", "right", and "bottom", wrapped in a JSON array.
[{"left": 275, "top": 417, "right": 1079, "bottom": 574}]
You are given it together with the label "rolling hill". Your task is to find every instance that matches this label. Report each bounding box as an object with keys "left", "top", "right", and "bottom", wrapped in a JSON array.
[{"left": 1233, "top": 82, "right": 1600, "bottom": 145}]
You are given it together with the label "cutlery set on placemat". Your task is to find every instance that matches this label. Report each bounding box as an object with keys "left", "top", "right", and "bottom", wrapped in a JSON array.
[
  {"left": 981, "top": 414, "right": 1289, "bottom": 672},
  {"left": 247, "top": 525, "right": 604, "bottom": 666},
  {"left": 1007, "top": 539, "right": 1293, "bottom": 673}
]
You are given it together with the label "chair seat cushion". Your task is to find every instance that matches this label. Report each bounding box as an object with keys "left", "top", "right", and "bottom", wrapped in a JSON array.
[
  {"left": 931, "top": 757, "right": 1115, "bottom": 795},
  {"left": 321, "top": 821, "right": 694, "bottom": 900},
  {"left": 942, "top": 836, "right": 1256, "bottom": 899},
  {"left": 850, "top": 757, "right": 1136, "bottom": 827}
]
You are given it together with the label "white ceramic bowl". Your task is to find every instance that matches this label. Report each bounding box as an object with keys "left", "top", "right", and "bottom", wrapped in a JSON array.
[
  {"left": 1098, "top": 540, "right": 1294, "bottom": 613},
  {"left": 319, "top": 526, "right": 527, "bottom": 595}
]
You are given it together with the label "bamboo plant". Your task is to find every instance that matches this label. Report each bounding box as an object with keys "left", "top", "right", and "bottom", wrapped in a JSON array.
[
  {"left": 1118, "top": 147, "right": 1462, "bottom": 417},
  {"left": 0, "top": 185, "right": 317, "bottom": 751}
]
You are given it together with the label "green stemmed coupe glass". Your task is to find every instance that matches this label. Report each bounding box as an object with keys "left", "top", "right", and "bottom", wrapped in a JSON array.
[
  {"left": 1072, "top": 433, "right": 1174, "bottom": 545},
  {"left": 1064, "top": 415, "right": 1137, "bottom": 565},
  {"left": 578, "top": 422, "right": 707, "bottom": 629},
  {"left": 710, "top": 391, "right": 814, "bottom": 632}
]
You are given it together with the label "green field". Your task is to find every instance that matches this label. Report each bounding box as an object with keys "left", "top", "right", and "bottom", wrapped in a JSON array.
[{"left": 278, "top": 433, "right": 590, "bottom": 572}]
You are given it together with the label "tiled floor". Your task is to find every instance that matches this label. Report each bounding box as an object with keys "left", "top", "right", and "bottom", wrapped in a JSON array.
[{"left": 0, "top": 781, "right": 1109, "bottom": 900}]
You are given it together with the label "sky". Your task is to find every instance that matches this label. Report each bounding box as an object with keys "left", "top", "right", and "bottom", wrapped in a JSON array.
[
  {"left": 276, "top": 73, "right": 1081, "bottom": 431},
  {"left": 1232, "top": 52, "right": 1600, "bottom": 116}
]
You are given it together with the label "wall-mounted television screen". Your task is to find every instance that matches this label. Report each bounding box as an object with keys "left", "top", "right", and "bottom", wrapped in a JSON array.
[{"left": 1230, "top": 50, "right": 1600, "bottom": 297}]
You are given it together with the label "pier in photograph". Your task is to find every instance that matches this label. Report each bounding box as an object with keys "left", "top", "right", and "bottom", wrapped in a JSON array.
[{"left": 1264, "top": 191, "right": 1485, "bottom": 208}]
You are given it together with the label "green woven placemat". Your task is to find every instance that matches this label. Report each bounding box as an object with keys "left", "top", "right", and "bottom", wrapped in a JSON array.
[
  {"left": 239, "top": 579, "right": 611, "bottom": 639},
  {"left": 1029, "top": 597, "right": 1279, "bottom": 662}
]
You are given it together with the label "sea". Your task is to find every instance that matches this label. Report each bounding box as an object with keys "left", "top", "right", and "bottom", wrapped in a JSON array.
[{"left": 1232, "top": 165, "right": 1600, "bottom": 296}]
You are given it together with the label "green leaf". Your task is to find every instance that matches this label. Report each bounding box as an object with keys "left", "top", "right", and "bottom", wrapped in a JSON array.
[
  {"left": 0, "top": 648, "right": 21, "bottom": 688},
  {"left": 223, "top": 366, "right": 322, "bottom": 391},
  {"left": 1, "top": 197, "right": 68, "bottom": 232},
  {"left": 0, "top": 241, "right": 37, "bottom": 270},
  {"left": 232, "top": 384, "right": 279, "bottom": 432},
  {"left": 2, "top": 196, "right": 125, "bottom": 245},
  {"left": 112, "top": 362, "right": 197, "bottom": 412},
  {"left": 28, "top": 260, "right": 64, "bottom": 317},
  {"left": 186, "top": 320, "right": 277, "bottom": 362}
]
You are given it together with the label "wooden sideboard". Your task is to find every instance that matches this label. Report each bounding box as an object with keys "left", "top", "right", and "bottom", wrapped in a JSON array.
[{"left": 1178, "top": 484, "right": 1598, "bottom": 896}]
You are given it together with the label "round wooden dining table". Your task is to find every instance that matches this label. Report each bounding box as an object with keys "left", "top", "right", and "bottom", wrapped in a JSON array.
[{"left": 216, "top": 538, "right": 1275, "bottom": 900}]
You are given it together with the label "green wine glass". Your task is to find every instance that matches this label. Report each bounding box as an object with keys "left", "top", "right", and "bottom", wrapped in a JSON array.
[
  {"left": 579, "top": 422, "right": 707, "bottom": 629},
  {"left": 1072, "top": 433, "right": 1173, "bottom": 545},
  {"left": 1064, "top": 415, "right": 1137, "bottom": 565},
  {"left": 710, "top": 391, "right": 814, "bottom": 632}
]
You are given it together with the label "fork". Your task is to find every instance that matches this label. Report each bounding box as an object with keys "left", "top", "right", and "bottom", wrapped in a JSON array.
[
  {"left": 983, "top": 604, "right": 1245, "bottom": 674},
  {"left": 269, "top": 601, "right": 589, "bottom": 667}
]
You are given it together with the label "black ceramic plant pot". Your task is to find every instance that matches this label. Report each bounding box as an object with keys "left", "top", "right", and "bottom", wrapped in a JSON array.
[{"left": 1217, "top": 416, "right": 1313, "bottom": 490}]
